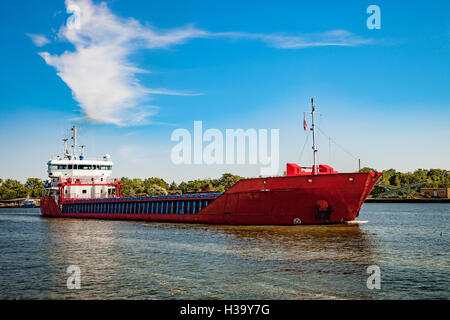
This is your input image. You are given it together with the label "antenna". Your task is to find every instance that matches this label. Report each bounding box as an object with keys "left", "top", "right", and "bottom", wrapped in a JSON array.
[{"left": 71, "top": 126, "right": 77, "bottom": 160}]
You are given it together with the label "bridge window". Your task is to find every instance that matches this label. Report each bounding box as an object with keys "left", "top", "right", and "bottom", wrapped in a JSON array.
[
  {"left": 48, "top": 165, "right": 69, "bottom": 170},
  {"left": 79, "top": 164, "right": 102, "bottom": 170}
]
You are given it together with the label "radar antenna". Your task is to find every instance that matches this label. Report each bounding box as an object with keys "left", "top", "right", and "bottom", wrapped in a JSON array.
[
  {"left": 63, "top": 138, "right": 70, "bottom": 158},
  {"left": 80, "top": 145, "right": 85, "bottom": 160}
]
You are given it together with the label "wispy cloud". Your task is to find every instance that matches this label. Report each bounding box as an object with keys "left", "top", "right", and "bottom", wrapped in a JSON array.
[
  {"left": 212, "top": 29, "right": 372, "bottom": 49},
  {"left": 35, "top": 0, "right": 372, "bottom": 126},
  {"left": 27, "top": 33, "right": 50, "bottom": 47}
]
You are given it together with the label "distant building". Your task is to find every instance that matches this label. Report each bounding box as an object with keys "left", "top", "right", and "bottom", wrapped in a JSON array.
[{"left": 420, "top": 188, "right": 450, "bottom": 199}]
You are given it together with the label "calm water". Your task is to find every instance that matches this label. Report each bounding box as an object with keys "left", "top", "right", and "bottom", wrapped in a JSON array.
[{"left": 0, "top": 203, "right": 448, "bottom": 300}]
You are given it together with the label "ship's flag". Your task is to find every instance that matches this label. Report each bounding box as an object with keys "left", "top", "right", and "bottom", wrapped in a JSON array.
[{"left": 303, "top": 116, "right": 307, "bottom": 131}]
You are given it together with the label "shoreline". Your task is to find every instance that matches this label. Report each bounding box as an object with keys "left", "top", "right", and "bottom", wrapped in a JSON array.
[
  {"left": 0, "top": 205, "right": 40, "bottom": 208},
  {"left": 365, "top": 198, "right": 450, "bottom": 203}
]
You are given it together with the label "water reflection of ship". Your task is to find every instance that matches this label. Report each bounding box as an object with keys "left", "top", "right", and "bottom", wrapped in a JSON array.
[
  {"left": 202, "top": 223, "right": 378, "bottom": 266},
  {"left": 195, "top": 223, "right": 380, "bottom": 299},
  {"left": 39, "top": 219, "right": 381, "bottom": 299}
]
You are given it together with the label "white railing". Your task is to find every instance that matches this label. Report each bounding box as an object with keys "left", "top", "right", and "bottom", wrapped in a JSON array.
[
  {"left": 59, "top": 177, "right": 120, "bottom": 185},
  {"left": 64, "top": 191, "right": 118, "bottom": 200}
]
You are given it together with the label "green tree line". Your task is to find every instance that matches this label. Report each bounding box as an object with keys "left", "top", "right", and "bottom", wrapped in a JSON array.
[
  {"left": 359, "top": 167, "right": 449, "bottom": 197},
  {"left": 0, "top": 174, "right": 244, "bottom": 200},
  {"left": 120, "top": 173, "right": 244, "bottom": 197},
  {"left": 0, "top": 169, "right": 447, "bottom": 200},
  {"left": 0, "top": 178, "right": 44, "bottom": 200}
]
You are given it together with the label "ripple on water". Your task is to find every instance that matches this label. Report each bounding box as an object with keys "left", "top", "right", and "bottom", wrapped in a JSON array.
[{"left": 0, "top": 204, "right": 449, "bottom": 299}]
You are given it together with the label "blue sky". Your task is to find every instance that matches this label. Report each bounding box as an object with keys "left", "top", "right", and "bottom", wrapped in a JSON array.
[{"left": 0, "top": 0, "right": 449, "bottom": 183}]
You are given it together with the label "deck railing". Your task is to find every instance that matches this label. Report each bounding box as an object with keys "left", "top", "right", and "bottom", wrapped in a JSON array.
[{"left": 62, "top": 192, "right": 223, "bottom": 203}]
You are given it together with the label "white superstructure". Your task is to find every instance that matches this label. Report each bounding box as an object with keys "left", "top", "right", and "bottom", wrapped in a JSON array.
[{"left": 45, "top": 126, "right": 119, "bottom": 200}]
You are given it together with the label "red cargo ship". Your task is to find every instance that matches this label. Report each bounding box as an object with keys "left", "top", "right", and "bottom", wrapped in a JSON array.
[{"left": 41, "top": 100, "right": 381, "bottom": 225}]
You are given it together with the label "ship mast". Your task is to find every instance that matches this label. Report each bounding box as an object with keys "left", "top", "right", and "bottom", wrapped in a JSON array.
[
  {"left": 310, "top": 98, "right": 318, "bottom": 175},
  {"left": 71, "top": 126, "right": 77, "bottom": 160}
]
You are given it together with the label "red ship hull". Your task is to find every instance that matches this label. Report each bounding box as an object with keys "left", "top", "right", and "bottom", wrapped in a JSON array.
[{"left": 41, "top": 172, "right": 381, "bottom": 225}]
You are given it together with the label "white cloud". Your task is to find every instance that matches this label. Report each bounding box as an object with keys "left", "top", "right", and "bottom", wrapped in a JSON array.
[
  {"left": 37, "top": 0, "right": 372, "bottom": 126},
  {"left": 38, "top": 0, "right": 204, "bottom": 126},
  {"left": 27, "top": 33, "right": 50, "bottom": 47}
]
